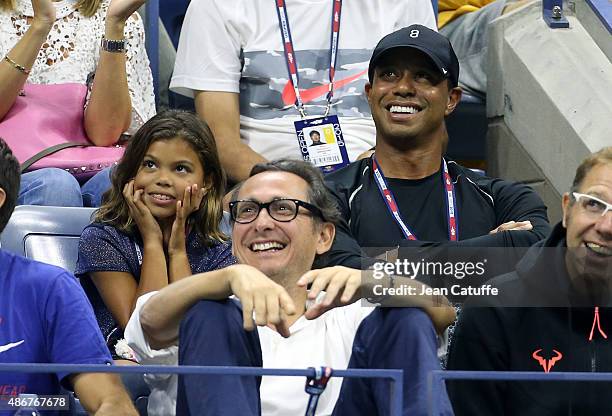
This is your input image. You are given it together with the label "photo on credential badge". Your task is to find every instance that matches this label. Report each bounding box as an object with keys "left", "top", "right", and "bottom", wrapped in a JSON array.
[
  {"left": 308, "top": 129, "right": 326, "bottom": 146},
  {"left": 304, "top": 125, "right": 342, "bottom": 167},
  {"left": 295, "top": 116, "right": 350, "bottom": 174}
]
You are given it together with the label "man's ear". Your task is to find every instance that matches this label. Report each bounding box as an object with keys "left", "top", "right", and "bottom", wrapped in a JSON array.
[
  {"left": 316, "top": 222, "right": 336, "bottom": 255},
  {"left": 365, "top": 82, "right": 372, "bottom": 105},
  {"left": 561, "top": 192, "right": 571, "bottom": 228},
  {"left": 444, "top": 86, "right": 462, "bottom": 117},
  {"left": 0, "top": 188, "right": 5, "bottom": 210}
]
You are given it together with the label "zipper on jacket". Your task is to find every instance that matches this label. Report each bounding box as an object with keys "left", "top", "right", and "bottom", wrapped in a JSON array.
[{"left": 590, "top": 343, "right": 597, "bottom": 372}]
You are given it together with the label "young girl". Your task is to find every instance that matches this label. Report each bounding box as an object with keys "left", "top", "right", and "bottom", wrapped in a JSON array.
[{"left": 76, "top": 110, "right": 235, "bottom": 359}]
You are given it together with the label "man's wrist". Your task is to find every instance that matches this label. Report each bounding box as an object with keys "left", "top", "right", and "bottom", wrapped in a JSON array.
[
  {"left": 221, "top": 266, "right": 242, "bottom": 298},
  {"left": 226, "top": 264, "right": 242, "bottom": 284},
  {"left": 364, "top": 270, "right": 395, "bottom": 304}
]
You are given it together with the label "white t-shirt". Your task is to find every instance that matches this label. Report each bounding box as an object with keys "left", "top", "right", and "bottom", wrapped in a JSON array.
[
  {"left": 125, "top": 292, "right": 179, "bottom": 416},
  {"left": 125, "top": 292, "right": 374, "bottom": 416},
  {"left": 0, "top": 0, "right": 156, "bottom": 134},
  {"left": 259, "top": 300, "right": 373, "bottom": 416},
  {"left": 170, "top": 0, "right": 436, "bottom": 162}
]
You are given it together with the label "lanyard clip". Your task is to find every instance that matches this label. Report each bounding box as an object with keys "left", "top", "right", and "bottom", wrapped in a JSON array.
[
  {"left": 304, "top": 366, "right": 333, "bottom": 416},
  {"left": 297, "top": 105, "right": 307, "bottom": 119},
  {"left": 323, "top": 102, "right": 331, "bottom": 118}
]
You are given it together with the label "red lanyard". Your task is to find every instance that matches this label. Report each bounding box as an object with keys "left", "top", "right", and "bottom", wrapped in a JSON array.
[
  {"left": 274, "top": 0, "right": 343, "bottom": 118},
  {"left": 371, "top": 156, "right": 459, "bottom": 241}
]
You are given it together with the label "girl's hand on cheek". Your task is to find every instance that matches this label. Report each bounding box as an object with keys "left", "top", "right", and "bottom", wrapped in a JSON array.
[
  {"left": 168, "top": 184, "right": 205, "bottom": 256},
  {"left": 184, "top": 184, "right": 206, "bottom": 217},
  {"left": 123, "top": 180, "right": 163, "bottom": 245}
]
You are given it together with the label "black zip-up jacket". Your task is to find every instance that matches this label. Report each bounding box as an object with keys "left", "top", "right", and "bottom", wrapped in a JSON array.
[
  {"left": 447, "top": 223, "right": 612, "bottom": 415},
  {"left": 323, "top": 156, "right": 551, "bottom": 269}
]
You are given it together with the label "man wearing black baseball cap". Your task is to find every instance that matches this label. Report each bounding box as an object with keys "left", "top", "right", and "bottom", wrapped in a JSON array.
[
  {"left": 323, "top": 25, "right": 550, "bottom": 269},
  {"left": 367, "top": 24, "right": 460, "bottom": 89}
]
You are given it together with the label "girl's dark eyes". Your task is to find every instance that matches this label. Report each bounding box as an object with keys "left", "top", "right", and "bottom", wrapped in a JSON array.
[{"left": 142, "top": 160, "right": 193, "bottom": 173}]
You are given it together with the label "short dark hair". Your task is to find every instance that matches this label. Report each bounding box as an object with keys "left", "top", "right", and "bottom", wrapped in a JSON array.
[
  {"left": 0, "top": 138, "right": 21, "bottom": 233},
  {"left": 570, "top": 147, "right": 612, "bottom": 195},
  {"left": 232, "top": 159, "right": 341, "bottom": 225},
  {"left": 309, "top": 130, "right": 320, "bottom": 138}
]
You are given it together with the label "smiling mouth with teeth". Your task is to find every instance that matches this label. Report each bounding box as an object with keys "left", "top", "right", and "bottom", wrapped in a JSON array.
[
  {"left": 150, "top": 193, "right": 174, "bottom": 200},
  {"left": 585, "top": 242, "right": 612, "bottom": 257},
  {"left": 250, "top": 241, "right": 287, "bottom": 252},
  {"left": 389, "top": 105, "right": 420, "bottom": 114}
]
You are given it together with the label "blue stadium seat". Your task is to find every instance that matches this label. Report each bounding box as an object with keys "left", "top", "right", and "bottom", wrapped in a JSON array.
[
  {"left": 432, "top": 0, "right": 439, "bottom": 17},
  {"left": 0, "top": 205, "right": 96, "bottom": 273},
  {"left": 160, "top": 0, "right": 190, "bottom": 49},
  {"left": 144, "top": 0, "right": 160, "bottom": 104},
  {"left": 446, "top": 93, "right": 487, "bottom": 163}
]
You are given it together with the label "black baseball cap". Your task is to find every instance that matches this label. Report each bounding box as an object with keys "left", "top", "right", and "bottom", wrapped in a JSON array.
[{"left": 368, "top": 24, "right": 460, "bottom": 88}]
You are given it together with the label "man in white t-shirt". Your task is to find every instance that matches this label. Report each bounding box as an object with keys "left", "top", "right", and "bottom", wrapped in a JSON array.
[
  {"left": 125, "top": 159, "right": 454, "bottom": 415},
  {"left": 170, "top": 0, "right": 437, "bottom": 182}
]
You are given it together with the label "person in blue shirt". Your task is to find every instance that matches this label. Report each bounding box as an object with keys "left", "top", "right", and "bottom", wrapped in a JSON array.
[{"left": 0, "top": 138, "right": 137, "bottom": 415}]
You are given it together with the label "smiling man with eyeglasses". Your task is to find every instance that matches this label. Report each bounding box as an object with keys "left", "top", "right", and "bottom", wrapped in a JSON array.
[
  {"left": 123, "top": 158, "right": 455, "bottom": 416},
  {"left": 448, "top": 147, "right": 612, "bottom": 416}
]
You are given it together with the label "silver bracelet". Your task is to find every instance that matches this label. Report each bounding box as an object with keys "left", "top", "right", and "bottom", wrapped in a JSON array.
[{"left": 100, "top": 36, "right": 126, "bottom": 53}]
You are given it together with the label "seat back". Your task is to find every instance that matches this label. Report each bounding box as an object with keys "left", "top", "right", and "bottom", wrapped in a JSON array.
[
  {"left": 446, "top": 93, "right": 488, "bottom": 163},
  {"left": 0, "top": 205, "right": 96, "bottom": 273},
  {"left": 144, "top": 0, "right": 160, "bottom": 100}
]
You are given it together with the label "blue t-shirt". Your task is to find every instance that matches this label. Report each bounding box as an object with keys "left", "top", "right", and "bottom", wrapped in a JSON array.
[
  {"left": 75, "top": 223, "right": 236, "bottom": 340},
  {"left": 0, "top": 249, "right": 112, "bottom": 415}
]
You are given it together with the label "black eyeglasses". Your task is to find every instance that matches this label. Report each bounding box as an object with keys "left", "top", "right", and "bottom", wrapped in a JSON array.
[{"left": 229, "top": 198, "right": 324, "bottom": 224}]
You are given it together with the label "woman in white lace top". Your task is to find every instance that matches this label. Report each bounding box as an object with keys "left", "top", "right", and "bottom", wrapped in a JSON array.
[{"left": 0, "top": 0, "right": 156, "bottom": 207}]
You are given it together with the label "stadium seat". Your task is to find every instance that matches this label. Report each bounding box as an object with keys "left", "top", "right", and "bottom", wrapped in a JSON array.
[
  {"left": 160, "top": 0, "right": 190, "bottom": 49},
  {"left": 142, "top": 0, "right": 160, "bottom": 104},
  {"left": 446, "top": 93, "right": 488, "bottom": 164},
  {"left": 0, "top": 205, "right": 96, "bottom": 273}
]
